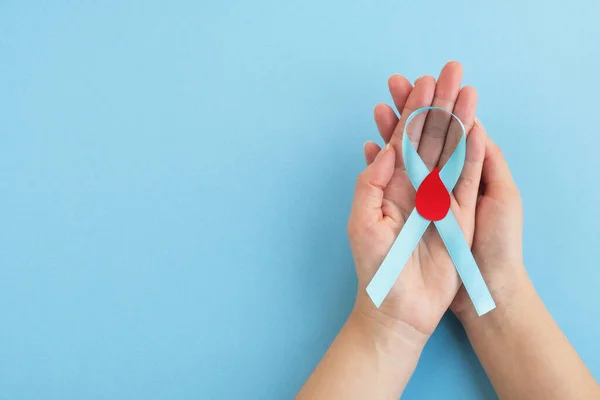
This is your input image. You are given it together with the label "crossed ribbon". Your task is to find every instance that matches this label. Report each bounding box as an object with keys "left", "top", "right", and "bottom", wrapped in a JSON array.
[{"left": 366, "top": 106, "right": 495, "bottom": 316}]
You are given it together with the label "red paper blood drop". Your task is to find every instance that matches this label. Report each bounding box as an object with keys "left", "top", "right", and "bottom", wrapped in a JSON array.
[{"left": 415, "top": 167, "right": 451, "bottom": 221}]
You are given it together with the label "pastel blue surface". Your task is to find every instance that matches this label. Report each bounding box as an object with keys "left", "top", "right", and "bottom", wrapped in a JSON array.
[{"left": 1, "top": 1, "right": 599, "bottom": 399}]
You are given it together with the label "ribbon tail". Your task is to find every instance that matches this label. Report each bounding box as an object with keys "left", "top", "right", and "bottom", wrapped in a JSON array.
[
  {"left": 434, "top": 212, "right": 496, "bottom": 316},
  {"left": 366, "top": 210, "right": 430, "bottom": 307}
]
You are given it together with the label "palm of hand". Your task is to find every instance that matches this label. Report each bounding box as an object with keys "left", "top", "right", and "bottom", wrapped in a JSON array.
[
  {"left": 355, "top": 142, "right": 473, "bottom": 335},
  {"left": 381, "top": 165, "right": 467, "bottom": 334}
]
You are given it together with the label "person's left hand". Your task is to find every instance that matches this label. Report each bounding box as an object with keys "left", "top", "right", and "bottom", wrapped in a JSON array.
[{"left": 349, "top": 62, "right": 487, "bottom": 339}]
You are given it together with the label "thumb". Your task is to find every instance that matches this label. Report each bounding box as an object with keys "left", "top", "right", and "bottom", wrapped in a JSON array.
[{"left": 350, "top": 144, "right": 396, "bottom": 231}]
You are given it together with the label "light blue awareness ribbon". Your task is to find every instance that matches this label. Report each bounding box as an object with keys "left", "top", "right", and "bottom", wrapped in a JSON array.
[{"left": 366, "top": 106, "right": 496, "bottom": 316}]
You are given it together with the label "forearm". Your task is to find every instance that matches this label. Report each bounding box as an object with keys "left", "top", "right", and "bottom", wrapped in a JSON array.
[
  {"left": 297, "top": 301, "right": 428, "bottom": 400},
  {"left": 461, "top": 269, "right": 600, "bottom": 399}
]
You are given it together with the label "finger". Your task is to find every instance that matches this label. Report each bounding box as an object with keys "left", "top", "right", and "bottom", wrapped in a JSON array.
[
  {"left": 481, "top": 125, "right": 519, "bottom": 197},
  {"left": 439, "top": 86, "right": 479, "bottom": 167},
  {"left": 350, "top": 144, "right": 396, "bottom": 230},
  {"left": 364, "top": 141, "right": 382, "bottom": 165},
  {"left": 388, "top": 74, "right": 413, "bottom": 114},
  {"left": 417, "top": 61, "right": 463, "bottom": 170},
  {"left": 390, "top": 75, "right": 436, "bottom": 168},
  {"left": 454, "top": 119, "right": 486, "bottom": 209},
  {"left": 374, "top": 103, "right": 398, "bottom": 144}
]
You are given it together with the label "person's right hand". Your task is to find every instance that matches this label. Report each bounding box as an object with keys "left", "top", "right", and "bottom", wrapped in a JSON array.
[{"left": 447, "top": 121, "right": 527, "bottom": 322}]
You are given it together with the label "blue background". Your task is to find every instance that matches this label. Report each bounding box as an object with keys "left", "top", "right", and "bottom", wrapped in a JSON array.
[{"left": 1, "top": 1, "right": 599, "bottom": 399}]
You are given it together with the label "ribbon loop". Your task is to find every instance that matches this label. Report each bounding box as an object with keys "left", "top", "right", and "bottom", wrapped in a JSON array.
[
  {"left": 366, "top": 106, "right": 495, "bottom": 316},
  {"left": 402, "top": 106, "right": 466, "bottom": 192}
]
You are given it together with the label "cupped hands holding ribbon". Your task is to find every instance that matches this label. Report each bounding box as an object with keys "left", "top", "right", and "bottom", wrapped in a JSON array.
[
  {"left": 352, "top": 62, "right": 492, "bottom": 336},
  {"left": 298, "top": 62, "right": 600, "bottom": 400}
]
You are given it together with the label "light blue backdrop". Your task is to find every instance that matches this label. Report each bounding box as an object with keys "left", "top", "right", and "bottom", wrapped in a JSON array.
[{"left": 1, "top": 1, "right": 599, "bottom": 399}]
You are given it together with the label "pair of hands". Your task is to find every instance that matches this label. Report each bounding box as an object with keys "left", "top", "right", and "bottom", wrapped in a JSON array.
[
  {"left": 348, "top": 61, "right": 525, "bottom": 340},
  {"left": 300, "top": 62, "right": 600, "bottom": 400}
]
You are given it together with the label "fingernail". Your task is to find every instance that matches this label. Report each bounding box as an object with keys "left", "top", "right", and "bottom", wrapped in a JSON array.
[
  {"left": 374, "top": 144, "right": 390, "bottom": 160},
  {"left": 414, "top": 76, "right": 422, "bottom": 85}
]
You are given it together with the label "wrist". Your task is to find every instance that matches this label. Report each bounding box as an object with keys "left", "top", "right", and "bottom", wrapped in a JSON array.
[
  {"left": 459, "top": 265, "right": 535, "bottom": 331},
  {"left": 351, "top": 295, "right": 429, "bottom": 355}
]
